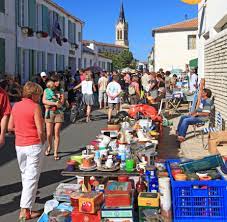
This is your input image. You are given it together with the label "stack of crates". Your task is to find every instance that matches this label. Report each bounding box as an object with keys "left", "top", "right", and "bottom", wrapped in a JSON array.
[{"left": 166, "top": 159, "right": 227, "bottom": 222}]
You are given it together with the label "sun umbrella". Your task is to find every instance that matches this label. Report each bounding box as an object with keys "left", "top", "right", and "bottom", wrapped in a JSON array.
[{"left": 181, "top": 0, "right": 202, "bottom": 4}]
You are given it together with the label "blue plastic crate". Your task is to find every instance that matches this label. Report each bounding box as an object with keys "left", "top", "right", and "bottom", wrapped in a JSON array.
[{"left": 166, "top": 159, "right": 227, "bottom": 222}]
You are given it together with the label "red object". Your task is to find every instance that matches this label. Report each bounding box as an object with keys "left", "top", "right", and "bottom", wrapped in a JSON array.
[
  {"left": 118, "top": 176, "right": 129, "bottom": 182},
  {"left": 105, "top": 182, "right": 132, "bottom": 207},
  {"left": 171, "top": 169, "right": 183, "bottom": 177},
  {"left": 11, "top": 98, "right": 41, "bottom": 146},
  {"left": 128, "top": 104, "right": 162, "bottom": 122},
  {"left": 72, "top": 209, "right": 101, "bottom": 222},
  {"left": 0, "top": 87, "right": 11, "bottom": 122}
]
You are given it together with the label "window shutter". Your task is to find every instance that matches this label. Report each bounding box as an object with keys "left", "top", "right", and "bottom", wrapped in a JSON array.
[
  {"left": 0, "top": 0, "right": 5, "bottom": 13},
  {"left": 74, "top": 23, "right": 76, "bottom": 43},
  {"left": 42, "top": 51, "right": 46, "bottom": 71},
  {"left": 0, "top": 38, "right": 5, "bottom": 74},
  {"left": 28, "top": 0, "right": 36, "bottom": 31},
  {"left": 16, "top": 0, "right": 21, "bottom": 26},
  {"left": 29, "top": 49, "right": 35, "bottom": 80},
  {"left": 62, "top": 16, "right": 65, "bottom": 37},
  {"left": 42, "top": 5, "right": 49, "bottom": 33},
  {"left": 17, "top": 47, "right": 22, "bottom": 75}
]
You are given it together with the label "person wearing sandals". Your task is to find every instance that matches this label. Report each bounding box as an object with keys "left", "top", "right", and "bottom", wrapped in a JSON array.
[
  {"left": 42, "top": 75, "right": 65, "bottom": 160},
  {"left": 74, "top": 72, "right": 96, "bottom": 122},
  {"left": 8, "top": 82, "right": 45, "bottom": 221}
]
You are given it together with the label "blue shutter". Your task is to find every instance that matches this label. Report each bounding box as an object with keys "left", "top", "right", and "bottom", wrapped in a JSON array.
[
  {"left": 42, "top": 5, "right": 49, "bottom": 33},
  {"left": 0, "top": 38, "right": 5, "bottom": 74},
  {"left": 16, "top": 47, "right": 22, "bottom": 75},
  {"left": 42, "top": 51, "right": 46, "bottom": 71},
  {"left": 62, "top": 16, "right": 65, "bottom": 37},
  {"left": 28, "top": 0, "right": 36, "bottom": 31},
  {"left": 0, "top": 0, "right": 5, "bottom": 13},
  {"left": 74, "top": 23, "right": 76, "bottom": 43},
  {"left": 29, "top": 50, "right": 35, "bottom": 80}
]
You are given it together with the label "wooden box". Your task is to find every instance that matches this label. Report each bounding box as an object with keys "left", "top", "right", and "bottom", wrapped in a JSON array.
[
  {"left": 138, "top": 192, "right": 160, "bottom": 207},
  {"left": 105, "top": 182, "right": 132, "bottom": 207},
  {"left": 79, "top": 192, "right": 104, "bottom": 214}
]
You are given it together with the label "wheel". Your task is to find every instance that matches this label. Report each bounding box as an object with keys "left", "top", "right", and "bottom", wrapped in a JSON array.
[{"left": 70, "top": 107, "right": 79, "bottom": 123}]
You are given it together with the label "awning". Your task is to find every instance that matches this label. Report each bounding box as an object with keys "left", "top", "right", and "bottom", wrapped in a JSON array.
[
  {"left": 181, "top": 0, "right": 202, "bottom": 5},
  {"left": 189, "top": 58, "right": 198, "bottom": 68}
]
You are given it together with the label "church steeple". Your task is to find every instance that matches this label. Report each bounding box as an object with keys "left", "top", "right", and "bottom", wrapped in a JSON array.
[
  {"left": 115, "top": 1, "right": 129, "bottom": 47},
  {"left": 118, "top": 2, "right": 126, "bottom": 23}
]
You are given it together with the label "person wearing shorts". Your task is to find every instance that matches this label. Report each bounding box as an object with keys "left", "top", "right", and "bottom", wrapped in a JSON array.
[
  {"left": 106, "top": 75, "right": 122, "bottom": 122},
  {"left": 98, "top": 72, "right": 108, "bottom": 109},
  {"left": 42, "top": 75, "right": 65, "bottom": 160}
]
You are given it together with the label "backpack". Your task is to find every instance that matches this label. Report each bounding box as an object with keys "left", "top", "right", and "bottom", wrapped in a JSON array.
[{"left": 128, "top": 85, "right": 136, "bottom": 95}]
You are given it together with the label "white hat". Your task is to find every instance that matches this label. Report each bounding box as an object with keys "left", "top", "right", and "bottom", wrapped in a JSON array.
[{"left": 40, "top": 72, "right": 47, "bottom": 77}]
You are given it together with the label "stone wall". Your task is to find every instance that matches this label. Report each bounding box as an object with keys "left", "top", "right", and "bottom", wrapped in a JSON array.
[{"left": 204, "top": 30, "right": 227, "bottom": 128}]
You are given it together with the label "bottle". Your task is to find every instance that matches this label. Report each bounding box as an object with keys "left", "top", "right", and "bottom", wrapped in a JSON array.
[
  {"left": 147, "top": 166, "right": 159, "bottom": 193},
  {"left": 120, "top": 152, "right": 126, "bottom": 170},
  {"left": 136, "top": 170, "right": 147, "bottom": 194}
]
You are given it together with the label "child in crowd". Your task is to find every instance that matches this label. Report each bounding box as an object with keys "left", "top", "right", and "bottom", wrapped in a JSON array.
[{"left": 45, "top": 80, "right": 62, "bottom": 118}]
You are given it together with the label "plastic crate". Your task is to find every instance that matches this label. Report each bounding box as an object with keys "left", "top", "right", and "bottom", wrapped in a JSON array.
[{"left": 166, "top": 159, "right": 227, "bottom": 222}]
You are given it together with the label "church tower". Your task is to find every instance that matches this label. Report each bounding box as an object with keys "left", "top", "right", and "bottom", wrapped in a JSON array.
[{"left": 115, "top": 2, "right": 129, "bottom": 47}]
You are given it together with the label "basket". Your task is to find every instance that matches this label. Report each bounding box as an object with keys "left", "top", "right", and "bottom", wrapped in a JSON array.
[{"left": 166, "top": 159, "right": 227, "bottom": 222}]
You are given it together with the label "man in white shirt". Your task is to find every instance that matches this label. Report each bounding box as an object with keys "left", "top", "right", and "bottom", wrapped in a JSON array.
[
  {"left": 189, "top": 70, "right": 198, "bottom": 93},
  {"left": 98, "top": 72, "right": 108, "bottom": 109},
  {"left": 141, "top": 71, "right": 150, "bottom": 93},
  {"left": 106, "top": 75, "right": 122, "bottom": 122}
]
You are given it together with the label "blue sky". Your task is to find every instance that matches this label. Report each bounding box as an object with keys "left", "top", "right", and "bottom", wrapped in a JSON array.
[{"left": 54, "top": 0, "right": 197, "bottom": 61}]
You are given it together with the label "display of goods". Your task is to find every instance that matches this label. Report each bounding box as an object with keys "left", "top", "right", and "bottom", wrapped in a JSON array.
[
  {"left": 72, "top": 209, "right": 101, "bottom": 222},
  {"left": 54, "top": 183, "right": 81, "bottom": 202},
  {"left": 70, "top": 192, "right": 83, "bottom": 210},
  {"left": 138, "top": 192, "right": 160, "bottom": 207},
  {"left": 79, "top": 192, "right": 104, "bottom": 214},
  {"left": 102, "top": 218, "right": 133, "bottom": 222},
  {"left": 179, "top": 155, "right": 224, "bottom": 173},
  {"left": 48, "top": 209, "right": 71, "bottom": 222},
  {"left": 138, "top": 206, "right": 160, "bottom": 222},
  {"left": 101, "top": 198, "right": 134, "bottom": 218},
  {"left": 166, "top": 159, "right": 227, "bottom": 221},
  {"left": 105, "top": 181, "right": 132, "bottom": 207}
]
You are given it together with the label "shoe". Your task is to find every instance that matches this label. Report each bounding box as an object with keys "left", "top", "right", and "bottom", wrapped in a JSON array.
[
  {"left": 19, "top": 209, "right": 41, "bottom": 221},
  {"left": 177, "top": 136, "right": 185, "bottom": 142},
  {"left": 54, "top": 155, "right": 60, "bottom": 161},
  {"left": 45, "top": 149, "right": 51, "bottom": 156}
]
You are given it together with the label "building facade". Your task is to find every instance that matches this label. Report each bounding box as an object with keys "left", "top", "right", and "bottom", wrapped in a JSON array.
[
  {"left": 16, "top": 0, "right": 84, "bottom": 83},
  {"left": 0, "top": 0, "right": 84, "bottom": 82},
  {"left": 147, "top": 48, "right": 154, "bottom": 72},
  {"left": 198, "top": 0, "right": 227, "bottom": 127},
  {"left": 0, "top": 0, "right": 16, "bottom": 76},
  {"left": 82, "top": 43, "right": 112, "bottom": 71},
  {"left": 152, "top": 18, "right": 198, "bottom": 72}
]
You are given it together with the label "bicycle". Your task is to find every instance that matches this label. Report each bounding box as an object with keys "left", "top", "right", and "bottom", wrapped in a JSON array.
[{"left": 69, "top": 91, "right": 86, "bottom": 123}]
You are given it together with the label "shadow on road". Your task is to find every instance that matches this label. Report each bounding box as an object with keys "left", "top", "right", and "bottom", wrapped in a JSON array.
[{"left": 0, "top": 168, "right": 74, "bottom": 216}]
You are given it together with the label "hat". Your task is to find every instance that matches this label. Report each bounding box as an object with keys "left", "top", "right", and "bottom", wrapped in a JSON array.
[{"left": 40, "top": 72, "right": 47, "bottom": 77}]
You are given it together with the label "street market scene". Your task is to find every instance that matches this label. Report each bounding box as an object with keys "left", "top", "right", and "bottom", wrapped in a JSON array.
[{"left": 1, "top": 0, "right": 227, "bottom": 221}]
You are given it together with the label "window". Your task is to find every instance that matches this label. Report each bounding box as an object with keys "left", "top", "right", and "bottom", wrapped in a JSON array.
[
  {"left": 90, "top": 59, "right": 92, "bottom": 67},
  {"left": 124, "top": 30, "right": 128, "bottom": 40},
  {"left": 56, "top": 54, "right": 64, "bottom": 71},
  {"left": 117, "top": 30, "right": 120, "bottom": 40},
  {"left": 68, "top": 20, "right": 75, "bottom": 43},
  {"left": 221, "top": 23, "right": 227, "bottom": 31},
  {"left": 78, "top": 32, "right": 81, "bottom": 42},
  {"left": 78, "top": 58, "right": 81, "bottom": 69},
  {"left": 84, "top": 58, "right": 87, "bottom": 68},
  {"left": 119, "top": 30, "right": 122, "bottom": 40},
  {"left": 0, "top": 38, "right": 5, "bottom": 74},
  {"left": 0, "top": 0, "right": 5, "bottom": 13},
  {"left": 188, "top": 35, "right": 196, "bottom": 50}
]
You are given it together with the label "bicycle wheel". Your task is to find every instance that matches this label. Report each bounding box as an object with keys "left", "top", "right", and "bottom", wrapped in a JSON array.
[{"left": 70, "top": 107, "right": 79, "bottom": 123}]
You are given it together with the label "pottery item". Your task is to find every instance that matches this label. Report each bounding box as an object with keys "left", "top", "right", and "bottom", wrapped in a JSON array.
[
  {"left": 118, "top": 176, "right": 129, "bottom": 182},
  {"left": 174, "top": 173, "right": 187, "bottom": 181},
  {"left": 48, "top": 209, "right": 71, "bottom": 222},
  {"left": 82, "top": 157, "right": 93, "bottom": 168},
  {"left": 136, "top": 162, "right": 148, "bottom": 172},
  {"left": 105, "top": 157, "right": 113, "bottom": 169},
  {"left": 125, "top": 159, "right": 135, "bottom": 172}
]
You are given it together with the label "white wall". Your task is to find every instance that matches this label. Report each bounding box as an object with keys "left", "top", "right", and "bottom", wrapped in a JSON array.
[
  {"left": 154, "top": 30, "right": 198, "bottom": 71},
  {"left": 0, "top": 0, "right": 16, "bottom": 75},
  {"left": 198, "top": 0, "right": 227, "bottom": 78},
  {"left": 82, "top": 52, "right": 94, "bottom": 68}
]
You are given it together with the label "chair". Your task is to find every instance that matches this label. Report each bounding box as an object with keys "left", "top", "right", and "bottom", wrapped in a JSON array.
[{"left": 199, "top": 112, "right": 223, "bottom": 149}]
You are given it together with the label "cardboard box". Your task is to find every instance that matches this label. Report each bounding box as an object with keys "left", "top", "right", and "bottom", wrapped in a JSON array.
[
  {"left": 138, "top": 192, "right": 160, "bottom": 207},
  {"left": 79, "top": 192, "right": 104, "bottom": 214}
]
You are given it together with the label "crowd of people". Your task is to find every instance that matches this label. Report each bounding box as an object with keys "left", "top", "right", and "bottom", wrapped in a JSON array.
[{"left": 1, "top": 66, "right": 210, "bottom": 221}]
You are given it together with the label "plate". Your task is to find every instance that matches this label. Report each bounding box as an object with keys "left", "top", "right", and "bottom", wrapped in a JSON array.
[
  {"left": 97, "top": 165, "right": 120, "bottom": 172},
  {"left": 79, "top": 164, "right": 97, "bottom": 171}
]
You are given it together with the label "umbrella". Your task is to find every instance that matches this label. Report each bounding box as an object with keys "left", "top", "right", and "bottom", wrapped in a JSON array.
[
  {"left": 181, "top": 0, "right": 202, "bottom": 4},
  {"left": 85, "top": 66, "right": 103, "bottom": 73}
]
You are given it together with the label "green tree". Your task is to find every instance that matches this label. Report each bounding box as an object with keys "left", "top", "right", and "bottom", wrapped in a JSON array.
[{"left": 101, "top": 49, "right": 135, "bottom": 70}]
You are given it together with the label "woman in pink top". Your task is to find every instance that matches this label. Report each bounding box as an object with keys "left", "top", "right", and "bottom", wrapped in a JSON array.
[{"left": 8, "top": 82, "right": 45, "bottom": 221}]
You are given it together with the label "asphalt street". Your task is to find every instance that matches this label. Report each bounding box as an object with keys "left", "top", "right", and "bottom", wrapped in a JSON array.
[{"left": 0, "top": 110, "right": 107, "bottom": 222}]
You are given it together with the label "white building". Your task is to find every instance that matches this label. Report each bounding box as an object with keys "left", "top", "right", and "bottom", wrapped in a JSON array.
[
  {"left": 82, "top": 43, "right": 112, "bottom": 71},
  {"left": 198, "top": 0, "right": 227, "bottom": 127},
  {"left": 147, "top": 48, "right": 154, "bottom": 72},
  {"left": 0, "top": 0, "right": 84, "bottom": 82},
  {"left": 0, "top": 0, "right": 16, "bottom": 75},
  {"left": 16, "top": 0, "right": 84, "bottom": 83},
  {"left": 152, "top": 18, "right": 198, "bottom": 72}
]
